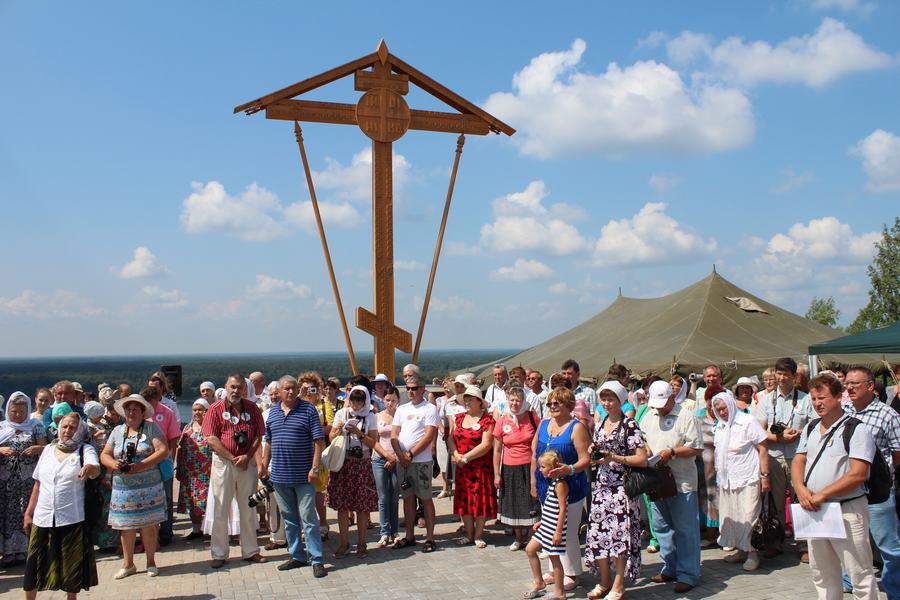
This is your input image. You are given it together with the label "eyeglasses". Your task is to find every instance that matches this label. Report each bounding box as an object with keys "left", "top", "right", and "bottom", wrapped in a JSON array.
[
  {"left": 407, "top": 386, "right": 421, "bottom": 392},
  {"left": 844, "top": 381, "right": 868, "bottom": 388},
  {"left": 546, "top": 401, "right": 561, "bottom": 408}
]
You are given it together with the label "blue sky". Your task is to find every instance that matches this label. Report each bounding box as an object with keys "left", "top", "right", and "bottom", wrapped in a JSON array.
[{"left": 1, "top": 1, "right": 898, "bottom": 358}]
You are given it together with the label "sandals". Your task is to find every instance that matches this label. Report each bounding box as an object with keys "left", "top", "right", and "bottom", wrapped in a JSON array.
[
  {"left": 422, "top": 539, "right": 437, "bottom": 553},
  {"left": 522, "top": 589, "right": 546, "bottom": 599},
  {"left": 334, "top": 544, "right": 349, "bottom": 559},
  {"left": 456, "top": 537, "right": 474, "bottom": 546},
  {"left": 392, "top": 537, "right": 416, "bottom": 550},
  {"left": 474, "top": 539, "right": 487, "bottom": 549},
  {"left": 588, "top": 584, "right": 611, "bottom": 599},
  {"left": 356, "top": 543, "right": 368, "bottom": 558}
]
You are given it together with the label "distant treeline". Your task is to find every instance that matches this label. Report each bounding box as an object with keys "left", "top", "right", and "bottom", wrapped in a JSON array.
[{"left": 0, "top": 350, "right": 515, "bottom": 400}]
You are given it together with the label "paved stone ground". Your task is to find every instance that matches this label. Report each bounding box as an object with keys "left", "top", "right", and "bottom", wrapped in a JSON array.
[{"left": 0, "top": 493, "right": 887, "bottom": 599}]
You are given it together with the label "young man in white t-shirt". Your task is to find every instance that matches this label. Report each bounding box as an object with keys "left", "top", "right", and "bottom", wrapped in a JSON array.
[{"left": 390, "top": 374, "right": 439, "bottom": 552}]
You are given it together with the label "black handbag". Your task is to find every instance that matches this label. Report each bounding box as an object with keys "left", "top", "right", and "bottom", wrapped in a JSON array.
[
  {"left": 751, "top": 492, "right": 785, "bottom": 550},
  {"left": 624, "top": 466, "right": 660, "bottom": 498},
  {"left": 78, "top": 444, "right": 104, "bottom": 528}
]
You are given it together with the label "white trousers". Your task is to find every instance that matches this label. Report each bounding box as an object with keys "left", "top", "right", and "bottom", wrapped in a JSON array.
[
  {"left": 209, "top": 454, "right": 260, "bottom": 560},
  {"left": 807, "top": 496, "right": 877, "bottom": 600},
  {"left": 545, "top": 497, "right": 584, "bottom": 578}
]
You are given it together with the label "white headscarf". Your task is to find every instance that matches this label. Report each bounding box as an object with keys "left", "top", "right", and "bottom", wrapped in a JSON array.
[
  {"left": 0, "top": 392, "right": 41, "bottom": 445},
  {"left": 192, "top": 398, "right": 210, "bottom": 410},
  {"left": 348, "top": 385, "right": 372, "bottom": 418},
  {"left": 597, "top": 381, "right": 628, "bottom": 405},
  {"left": 712, "top": 390, "right": 739, "bottom": 478},
  {"left": 54, "top": 413, "right": 88, "bottom": 452},
  {"left": 215, "top": 388, "right": 227, "bottom": 402},
  {"left": 672, "top": 375, "right": 688, "bottom": 404},
  {"left": 505, "top": 387, "right": 529, "bottom": 426}
]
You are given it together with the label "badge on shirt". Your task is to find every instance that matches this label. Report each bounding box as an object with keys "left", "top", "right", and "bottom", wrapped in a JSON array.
[
  {"left": 223, "top": 411, "right": 232, "bottom": 421},
  {"left": 155, "top": 413, "right": 164, "bottom": 422},
  {"left": 241, "top": 412, "right": 251, "bottom": 423},
  {"left": 665, "top": 417, "right": 675, "bottom": 428},
  {"left": 414, "top": 415, "right": 422, "bottom": 422},
  {"left": 472, "top": 422, "right": 481, "bottom": 431},
  {"left": 502, "top": 424, "right": 512, "bottom": 434}
]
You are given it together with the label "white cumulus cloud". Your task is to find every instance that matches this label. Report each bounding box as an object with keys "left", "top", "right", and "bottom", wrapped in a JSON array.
[
  {"left": 313, "top": 147, "right": 411, "bottom": 202},
  {"left": 283, "top": 200, "right": 363, "bottom": 232},
  {"left": 491, "top": 259, "right": 554, "bottom": 282},
  {"left": 413, "top": 294, "right": 474, "bottom": 314},
  {"left": 480, "top": 181, "right": 589, "bottom": 256},
  {"left": 592, "top": 202, "right": 717, "bottom": 267},
  {"left": 0, "top": 289, "right": 104, "bottom": 319},
  {"left": 669, "top": 18, "right": 894, "bottom": 88},
  {"left": 484, "top": 39, "right": 754, "bottom": 158},
  {"left": 850, "top": 129, "right": 900, "bottom": 193},
  {"left": 111, "top": 247, "right": 168, "bottom": 279},
  {"left": 809, "top": 0, "right": 875, "bottom": 16},
  {"left": 246, "top": 275, "right": 311, "bottom": 300},
  {"left": 180, "top": 181, "right": 290, "bottom": 241},
  {"left": 751, "top": 216, "right": 879, "bottom": 290},
  {"left": 139, "top": 286, "right": 188, "bottom": 310}
]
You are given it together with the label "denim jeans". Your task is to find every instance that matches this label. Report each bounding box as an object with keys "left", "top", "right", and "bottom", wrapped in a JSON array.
[
  {"left": 273, "top": 482, "right": 323, "bottom": 564},
  {"left": 372, "top": 456, "right": 399, "bottom": 538},
  {"left": 844, "top": 491, "right": 900, "bottom": 599},
  {"left": 651, "top": 491, "right": 701, "bottom": 586}
]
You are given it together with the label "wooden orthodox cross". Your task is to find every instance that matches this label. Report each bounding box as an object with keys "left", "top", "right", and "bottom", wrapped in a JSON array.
[{"left": 235, "top": 40, "right": 514, "bottom": 379}]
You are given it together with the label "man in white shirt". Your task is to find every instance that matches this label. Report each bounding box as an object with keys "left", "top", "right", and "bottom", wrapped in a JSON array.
[
  {"left": 525, "top": 370, "right": 548, "bottom": 417},
  {"left": 249, "top": 372, "right": 270, "bottom": 411},
  {"left": 561, "top": 359, "right": 597, "bottom": 419},
  {"left": 391, "top": 373, "right": 439, "bottom": 552},
  {"left": 486, "top": 364, "right": 508, "bottom": 413}
]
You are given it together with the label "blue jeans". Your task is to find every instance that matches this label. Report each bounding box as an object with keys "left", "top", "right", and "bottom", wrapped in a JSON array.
[
  {"left": 372, "top": 456, "right": 399, "bottom": 538},
  {"left": 273, "top": 482, "right": 323, "bottom": 564},
  {"left": 651, "top": 491, "right": 701, "bottom": 586},
  {"left": 844, "top": 491, "right": 900, "bottom": 599}
]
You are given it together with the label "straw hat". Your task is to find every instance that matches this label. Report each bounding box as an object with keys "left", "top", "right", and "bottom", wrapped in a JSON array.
[{"left": 114, "top": 394, "right": 154, "bottom": 419}]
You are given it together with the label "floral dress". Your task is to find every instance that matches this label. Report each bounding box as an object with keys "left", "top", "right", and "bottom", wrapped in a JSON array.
[
  {"left": 452, "top": 412, "right": 497, "bottom": 518},
  {"left": 584, "top": 417, "right": 644, "bottom": 580},
  {"left": 107, "top": 421, "right": 166, "bottom": 530},
  {"left": 0, "top": 425, "right": 45, "bottom": 557},
  {"left": 176, "top": 424, "right": 211, "bottom": 519}
]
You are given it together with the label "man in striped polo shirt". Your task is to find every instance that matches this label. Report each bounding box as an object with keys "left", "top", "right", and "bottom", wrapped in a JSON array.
[{"left": 262, "top": 375, "right": 327, "bottom": 578}]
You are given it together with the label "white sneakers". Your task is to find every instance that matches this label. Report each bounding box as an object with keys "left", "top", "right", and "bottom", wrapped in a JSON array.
[{"left": 742, "top": 551, "right": 760, "bottom": 571}]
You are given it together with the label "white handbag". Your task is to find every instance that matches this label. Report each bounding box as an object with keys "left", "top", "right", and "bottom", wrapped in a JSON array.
[{"left": 320, "top": 433, "right": 347, "bottom": 472}]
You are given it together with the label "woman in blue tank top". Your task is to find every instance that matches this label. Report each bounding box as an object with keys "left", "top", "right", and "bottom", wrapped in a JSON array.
[{"left": 531, "top": 387, "right": 590, "bottom": 590}]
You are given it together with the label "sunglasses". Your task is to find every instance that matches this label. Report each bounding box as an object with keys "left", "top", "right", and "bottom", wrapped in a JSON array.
[
  {"left": 407, "top": 386, "right": 421, "bottom": 392},
  {"left": 546, "top": 401, "right": 561, "bottom": 408}
]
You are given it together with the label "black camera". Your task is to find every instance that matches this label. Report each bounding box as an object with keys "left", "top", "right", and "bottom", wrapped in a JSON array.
[
  {"left": 120, "top": 441, "right": 137, "bottom": 473},
  {"left": 248, "top": 477, "right": 275, "bottom": 508},
  {"left": 400, "top": 477, "right": 412, "bottom": 491},
  {"left": 233, "top": 430, "right": 249, "bottom": 450},
  {"left": 770, "top": 422, "right": 787, "bottom": 436},
  {"left": 590, "top": 448, "right": 607, "bottom": 462},
  {"left": 347, "top": 445, "right": 363, "bottom": 459}
]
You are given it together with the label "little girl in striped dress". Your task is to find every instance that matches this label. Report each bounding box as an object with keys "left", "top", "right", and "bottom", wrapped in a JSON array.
[{"left": 523, "top": 450, "right": 569, "bottom": 600}]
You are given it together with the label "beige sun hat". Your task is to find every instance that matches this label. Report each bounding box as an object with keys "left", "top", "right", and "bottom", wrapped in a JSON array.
[{"left": 114, "top": 393, "right": 154, "bottom": 419}]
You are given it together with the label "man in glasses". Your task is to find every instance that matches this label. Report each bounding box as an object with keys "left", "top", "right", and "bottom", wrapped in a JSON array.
[
  {"left": 390, "top": 373, "right": 439, "bottom": 552},
  {"left": 525, "top": 370, "right": 547, "bottom": 417}
]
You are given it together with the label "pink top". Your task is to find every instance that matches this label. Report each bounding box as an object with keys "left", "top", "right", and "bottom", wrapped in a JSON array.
[
  {"left": 376, "top": 413, "right": 397, "bottom": 461},
  {"left": 149, "top": 402, "right": 181, "bottom": 442},
  {"left": 492, "top": 412, "right": 538, "bottom": 466}
]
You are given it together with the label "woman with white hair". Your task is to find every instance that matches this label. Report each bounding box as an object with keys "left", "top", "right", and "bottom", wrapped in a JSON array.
[
  {"left": 584, "top": 381, "right": 648, "bottom": 600},
  {"left": 0, "top": 392, "right": 46, "bottom": 566},
  {"left": 176, "top": 398, "right": 212, "bottom": 540},
  {"left": 711, "top": 390, "right": 770, "bottom": 572},
  {"left": 328, "top": 385, "right": 378, "bottom": 558}
]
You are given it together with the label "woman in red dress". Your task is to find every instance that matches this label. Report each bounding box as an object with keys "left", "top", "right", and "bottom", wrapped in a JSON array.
[{"left": 448, "top": 384, "right": 497, "bottom": 548}]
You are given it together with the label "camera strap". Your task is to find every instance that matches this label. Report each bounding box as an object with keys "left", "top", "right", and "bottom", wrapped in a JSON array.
[{"left": 803, "top": 416, "right": 850, "bottom": 487}]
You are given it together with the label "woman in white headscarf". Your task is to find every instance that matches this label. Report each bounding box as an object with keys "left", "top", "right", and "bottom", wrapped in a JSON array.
[
  {"left": 327, "top": 385, "right": 378, "bottom": 558},
  {"left": 176, "top": 399, "right": 212, "bottom": 540},
  {"left": 0, "top": 392, "right": 47, "bottom": 565},
  {"left": 711, "top": 390, "right": 770, "bottom": 572}
]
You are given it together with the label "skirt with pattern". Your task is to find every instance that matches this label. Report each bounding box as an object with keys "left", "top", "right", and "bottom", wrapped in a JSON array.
[
  {"left": 23, "top": 522, "right": 98, "bottom": 593},
  {"left": 109, "top": 468, "right": 166, "bottom": 530},
  {"left": 584, "top": 483, "right": 642, "bottom": 580},
  {"left": 499, "top": 463, "right": 539, "bottom": 526},
  {"left": 326, "top": 456, "right": 378, "bottom": 512}
]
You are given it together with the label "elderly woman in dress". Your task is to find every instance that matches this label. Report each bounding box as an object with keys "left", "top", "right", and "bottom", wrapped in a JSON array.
[
  {"left": 449, "top": 385, "right": 497, "bottom": 548},
  {"left": 101, "top": 394, "right": 168, "bottom": 579},
  {"left": 328, "top": 385, "right": 378, "bottom": 558},
  {"left": 0, "top": 392, "right": 46, "bottom": 566},
  {"left": 584, "top": 381, "right": 648, "bottom": 600},
  {"left": 712, "top": 390, "right": 770, "bottom": 571},
  {"left": 493, "top": 385, "right": 539, "bottom": 550},
  {"left": 177, "top": 398, "right": 212, "bottom": 540},
  {"left": 23, "top": 412, "right": 99, "bottom": 599}
]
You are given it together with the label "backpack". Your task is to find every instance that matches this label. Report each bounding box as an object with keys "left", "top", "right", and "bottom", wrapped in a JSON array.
[{"left": 805, "top": 416, "right": 891, "bottom": 504}]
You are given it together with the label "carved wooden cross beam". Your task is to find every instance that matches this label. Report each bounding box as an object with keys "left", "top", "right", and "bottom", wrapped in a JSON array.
[{"left": 235, "top": 40, "right": 514, "bottom": 379}]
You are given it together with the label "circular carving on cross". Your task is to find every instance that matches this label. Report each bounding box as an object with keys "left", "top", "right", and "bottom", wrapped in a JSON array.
[{"left": 356, "top": 88, "right": 410, "bottom": 143}]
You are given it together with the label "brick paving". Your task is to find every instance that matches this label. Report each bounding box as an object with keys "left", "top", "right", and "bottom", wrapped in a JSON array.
[{"left": 0, "top": 493, "right": 887, "bottom": 599}]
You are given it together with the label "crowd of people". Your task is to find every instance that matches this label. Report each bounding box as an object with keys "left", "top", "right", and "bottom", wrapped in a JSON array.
[{"left": 1, "top": 358, "right": 898, "bottom": 600}]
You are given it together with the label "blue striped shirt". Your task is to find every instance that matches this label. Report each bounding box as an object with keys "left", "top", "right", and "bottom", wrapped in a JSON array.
[{"left": 265, "top": 401, "right": 323, "bottom": 485}]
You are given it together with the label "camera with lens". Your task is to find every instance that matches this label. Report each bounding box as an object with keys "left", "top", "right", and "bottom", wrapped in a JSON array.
[
  {"left": 400, "top": 477, "right": 412, "bottom": 491},
  {"left": 590, "top": 448, "right": 608, "bottom": 462},
  {"left": 248, "top": 477, "right": 275, "bottom": 508},
  {"left": 688, "top": 372, "right": 704, "bottom": 382},
  {"left": 119, "top": 441, "right": 137, "bottom": 473},
  {"left": 769, "top": 422, "right": 787, "bottom": 436},
  {"left": 233, "top": 430, "right": 249, "bottom": 450},
  {"left": 347, "top": 445, "right": 363, "bottom": 459}
]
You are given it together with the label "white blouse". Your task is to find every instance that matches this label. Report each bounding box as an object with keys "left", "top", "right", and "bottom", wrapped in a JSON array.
[
  {"left": 712, "top": 412, "right": 768, "bottom": 490},
  {"left": 32, "top": 443, "right": 99, "bottom": 528}
]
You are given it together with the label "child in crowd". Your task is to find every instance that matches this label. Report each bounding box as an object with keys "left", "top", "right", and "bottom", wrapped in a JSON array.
[{"left": 523, "top": 450, "right": 569, "bottom": 600}]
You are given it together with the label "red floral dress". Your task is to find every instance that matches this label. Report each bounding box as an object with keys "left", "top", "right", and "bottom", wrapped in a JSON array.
[{"left": 452, "top": 412, "right": 497, "bottom": 518}]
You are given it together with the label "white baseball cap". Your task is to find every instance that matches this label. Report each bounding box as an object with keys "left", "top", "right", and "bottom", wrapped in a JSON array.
[{"left": 648, "top": 380, "right": 673, "bottom": 409}]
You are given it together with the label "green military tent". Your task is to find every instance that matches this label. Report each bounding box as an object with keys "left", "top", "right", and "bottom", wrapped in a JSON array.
[
  {"left": 809, "top": 321, "right": 900, "bottom": 356},
  {"left": 474, "top": 271, "right": 885, "bottom": 386}
]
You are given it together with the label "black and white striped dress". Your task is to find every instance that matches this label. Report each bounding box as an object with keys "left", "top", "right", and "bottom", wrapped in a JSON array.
[{"left": 533, "top": 478, "right": 567, "bottom": 555}]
